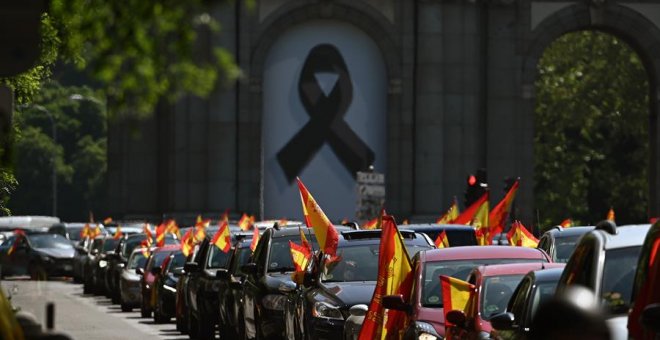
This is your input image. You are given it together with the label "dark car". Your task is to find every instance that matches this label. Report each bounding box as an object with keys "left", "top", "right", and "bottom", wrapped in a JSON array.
[
  {"left": 48, "top": 222, "right": 90, "bottom": 245},
  {"left": 175, "top": 239, "right": 201, "bottom": 335},
  {"left": 72, "top": 236, "right": 95, "bottom": 283},
  {"left": 0, "top": 232, "right": 76, "bottom": 279},
  {"left": 82, "top": 236, "right": 105, "bottom": 294},
  {"left": 490, "top": 266, "right": 566, "bottom": 339},
  {"left": 138, "top": 245, "right": 179, "bottom": 318},
  {"left": 185, "top": 226, "right": 246, "bottom": 339},
  {"left": 89, "top": 236, "right": 121, "bottom": 295},
  {"left": 153, "top": 250, "right": 186, "bottom": 323},
  {"left": 284, "top": 229, "right": 434, "bottom": 340},
  {"left": 218, "top": 235, "right": 254, "bottom": 339},
  {"left": 536, "top": 226, "right": 594, "bottom": 263},
  {"left": 401, "top": 224, "right": 477, "bottom": 247},
  {"left": 628, "top": 221, "right": 660, "bottom": 339},
  {"left": 120, "top": 247, "right": 149, "bottom": 312}
]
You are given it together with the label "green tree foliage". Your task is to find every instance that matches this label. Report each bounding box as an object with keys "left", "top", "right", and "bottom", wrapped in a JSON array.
[
  {"left": 10, "top": 81, "right": 106, "bottom": 220},
  {"left": 535, "top": 31, "right": 649, "bottom": 228}
]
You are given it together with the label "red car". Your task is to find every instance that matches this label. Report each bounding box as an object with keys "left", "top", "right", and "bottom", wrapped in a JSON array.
[
  {"left": 383, "top": 246, "right": 551, "bottom": 339},
  {"left": 447, "top": 262, "right": 565, "bottom": 339},
  {"left": 628, "top": 221, "right": 660, "bottom": 339},
  {"left": 137, "top": 245, "right": 180, "bottom": 318}
]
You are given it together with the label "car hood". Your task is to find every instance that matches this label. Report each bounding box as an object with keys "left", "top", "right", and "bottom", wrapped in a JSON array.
[
  {"left": 264, "top": 272, "right": 295, "bottom": 291},
  {"left": 35, "top": 247, "right": 76, "bottom": 259},
  {"left": 417, "top": 306, "right": 446, "bottom": 336},
  {"left": 320, "top": 281, "right": 376, "bottom": 307}
]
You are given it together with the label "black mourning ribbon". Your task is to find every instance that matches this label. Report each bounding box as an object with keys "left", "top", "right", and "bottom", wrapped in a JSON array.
[{"left": 277, "top": 44, "right": 375, "bottom": 182}]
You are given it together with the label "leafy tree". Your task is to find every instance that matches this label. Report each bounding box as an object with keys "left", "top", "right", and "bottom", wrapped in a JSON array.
[{"left": 535, "top": 31, "right": 649, "bottom": 228}]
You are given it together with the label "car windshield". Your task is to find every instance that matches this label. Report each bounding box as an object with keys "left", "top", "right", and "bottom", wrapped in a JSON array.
[
  {"left": 481, "top": 275, "right": 524, "bottom": 320},
  {"left": 168, "top": 252, "right": 186, "bottom": 270},
  {"left": 102, "top": 239, "right": 119, "bottom": 252},
  {"left": 268, "top": 234, "right": 318, "bottom": 273},
  {"left": 128, "top": 252, "right": 148, "bottom": 269},
  {"left": 148, "top": 251, "right": 172, "bottom": 270},
  {"left": 207, "top": 246, "right": 232, "bottom": 269},
  {"left": 601, "top": 246, "right": 642, "bottom": 314},
  {"left": 530, "top": 281, "right": 559, "bottom": 319},
  {"left": 555, "top": 235, "right": 583, "bottom": 263},
  {"left": 231, "top": 247, "right": 253, "bottom": 276},
  {"left": 68, "top": 227, "right": 84, "bottom": 241},
  {"left": 321, "top": 244, "right": 380, "bottom": 282},
  {"left": 123, "top": 236, "right": 146, "bottom": 258},
  {"left": 29, "top": 234, "right": 74, "bottom": 249},
  {"left": 421, "top": 258, "right": 542, "bottom": 307}
]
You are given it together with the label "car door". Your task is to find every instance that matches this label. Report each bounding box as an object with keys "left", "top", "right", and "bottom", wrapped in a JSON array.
[
  {"left": 243, "top": 230, "right": 269, "bottom": 339},
  {"left": 188, "top": 240, "right": 208, "bottom": 315}
]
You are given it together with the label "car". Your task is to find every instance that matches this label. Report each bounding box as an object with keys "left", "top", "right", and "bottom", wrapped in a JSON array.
[
  {"left": 137, "top": 245, "right": 179, "bottom": 318},
  {"left": 85, "top": 236, "right": 120, "bottom": 295},
  {"left": 490, "top": 266, "right": 566, "bottom": 339},
  {"left": 284, "top": 229, "right": 434, "bottom": 340},
  {"left": 401, "top": 224, "right": 478, "bottom": 246},
  {"left": 628, "top": 220, "right": 660, "bottom": 339},
  {"left": 537, "top": 226, "right": 594, "bottom": 263},
  {"left": 72, "top": 236, "right": 95, "bottom": 283},
  {"left": 556, "top": 222, "right": 651, "bottom": 340},
  {"left": 376, "top": 246, "right": 552, "bottom": 340},
  {"left": 185, "top": 225, "right": 248, "bottom": 339},
  {"left": 119, "top": 247, "right": 149, "bottom": 312},
  {"left": 0, "top": 216, "right": 60, "bottom": 237},
  {"left": 48, "top": 222, "right": 92, "bottom": 245},
  {"left": 0, "top": 232, "right": 76, "bottom": 279},
  {"left": 152, "top": 249, "right": 186, "bottom": 323},
  {"left": 218, "top": 235, "right": 254, "bottom": 339},
  {"left": 446, "top": 262, "right": 557, "bottom": 339}
]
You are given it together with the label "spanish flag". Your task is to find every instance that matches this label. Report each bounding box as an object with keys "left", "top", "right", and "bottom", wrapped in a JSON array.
[
  {"left": 506, "top": 221, "right": 538, "bottom": 248},
  {"left": 250, "top": 226, "right": 260, "bottom": 252},
  {"left": 560, "top": 218, "right": 573, "bottom": 228},
  {"left": 195, "top": 215, "right": 211, "bottom": 229},
  {"left": 103, "top": 217, "right": 113, "bottom": 224},
  {"left": 606, "top": 207, "right": 616, "bottom": 222},
  {"left": 435, "top": 230, "right": 450, "bottom": 248},
  {"left": 437, "top": 198, "right": 460, "bottom": 224},
  {"left": 113, "top": 225, "right": 123, "bottom": 240},
  {"left": 297, "top": 178, "right": 339, "bottom": 256},
  {"left": 453, "top": 192, "right": 489, "bottom": 226},
  {"left": 220, "top": 209, "right": 230, "bottom": 223},
  {"left": 359, "top": 215, "right": 414, "bottom": 340},
  {"left": 472, "top": 198, "right": 490, "bottom": 245},
  {"left": 488, "top": 179, "right": 519, "bottom": 243},
  {"left": 193, "top": 225, "right": 206, "bottom": 243},
  {"left": 299, "top": 228, "right": 311, "bottom": 251},
  {"left": 80, "top": 223, "right": 91, "bottom": 239},
  {"left": 143, "top": 223, "right": 153, "bottom": 241},
  {"left": 211, "top": 220, "right": 232, "bottom": 253},
  {"left": 238, "top": 213, "right": 252, "bottom": 231},
  {"left": 7, "top": 230, "right": 26, "bottom": 256},
  {"left": 289, "top": 240, "right": 312, "bottom": 272},
  {"left": 362, "top": 217, "right": 380, "bottom": 230},
  {"left": 155, "top": 223, "right": 167, "bottom": 247},
  {"left": 166, "top": 219, "right": 180, "bottom": 239},
  {"left": 441, "top": 275, "right": 476, "bottom": 332},
  {"left": 89, "top": 224, "right": 102, "bottom": 239},
  {"left": 181, "top": 229, "right": 195, "bottom": 257}
]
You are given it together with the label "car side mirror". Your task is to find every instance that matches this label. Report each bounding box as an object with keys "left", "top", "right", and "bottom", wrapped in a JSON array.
[
  {"left": 135, "top": 267, "right": 144, "bottom": 275},
  {"left": 446, "top": 310, "right": 467, "bottom": 328},
  {"left": 642, "top": 303, "right": 660, "bottom": 333},
  {"left": 278, "top": 281, "right": 297, "bottom": 294},
  {"left": 240, "top": 263, "right": 257, "bottom": 276},
  {"left": 216, "top": 269, "right": 230, "bottom": 280},
  {"left": 382, "top": 295, "right": 411, "bottom": 313},
  {"left": 349, "top": 304, "right": 369, "bottom": 317},
  {"left": 184, "top": 262, "right": 199, "bottom": 273},
  {"left": 490, "top": 312, "right": 516, "bottom": 330},
  {"left": 150, "top": 266, "right": 162, "bottom": 275}
]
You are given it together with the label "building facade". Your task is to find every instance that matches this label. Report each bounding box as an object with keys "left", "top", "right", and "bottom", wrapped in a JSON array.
[{"left": 107, "top": 0, "right": 660, "bottom": 226}]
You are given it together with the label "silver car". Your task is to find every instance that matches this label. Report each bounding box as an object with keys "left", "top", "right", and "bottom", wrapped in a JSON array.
[{"left": 120, "top": 247, "right": 149, "bottom": 312}]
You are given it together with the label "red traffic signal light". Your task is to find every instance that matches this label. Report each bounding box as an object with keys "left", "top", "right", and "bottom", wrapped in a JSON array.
[{"left": 468, "top": 175, "right": 477, "bottom": 186}]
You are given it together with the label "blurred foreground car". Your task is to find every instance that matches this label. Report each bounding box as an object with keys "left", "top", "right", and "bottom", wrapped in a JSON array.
[
  {"left": 490, "top": 266, "right": 566, "bottom": 339},
  {"left": 218, "top": 235, "right": 254, "bottom": 339},
  {"left": 153, "top": 250, "right": 186, "bottom": 323},
  {"left": 557, "top": 222, "right": 651, "bottom": 340},
  {"left": 138, "top": 245, "right": 178, "bottom": 318},
  {"left": 377, "top": 246, "right": 552, "bottom": 340},
  {"left": 0, "top": 232, "right": 75, "bottom": 279},
  {"left": 628, "top": 221, "right": 660, "bottom": 339},
  {"left": 120, "top": 247, "right": 149, "bottom": 312},
  {"left": 537, "top": 226, "right": 594, "bottom": 263}
]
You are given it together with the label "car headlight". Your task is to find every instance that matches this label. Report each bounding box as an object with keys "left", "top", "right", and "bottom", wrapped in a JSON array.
[
  {"left": 145, "top": 284, "right": 151, "bottom": 289},
  {"left": 164, "top": 284, "right": 177, "bottom": 293},
  {"left": 118, "top": 263, "right": 125, "bottom": 268},
  {"left": 311, "top": 301, "right": 343, "bottom": 320},
  {"left": 478, "top": 331, "right": 490, "bottom": 339},
  {"left": 262, "top": 294, "right": 286, "bottom": 311},
  {"left": 415, "top": 321, "right": 440, "bottom": 339},
  {"left": 99, "top": 260, "right": 107, "bottom": 268}
]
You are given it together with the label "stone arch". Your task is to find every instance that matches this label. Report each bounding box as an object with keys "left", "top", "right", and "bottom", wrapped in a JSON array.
[
  {"left": 520, "top": 2, "right": 660, "bottom": 218},
  {"left": 241, "top": 2, "right": 404, "bottom": 218}
]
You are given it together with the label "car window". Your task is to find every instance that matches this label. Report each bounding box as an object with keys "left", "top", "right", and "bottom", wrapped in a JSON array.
[
  {"left": 128, "top": 252, "right": 148, "bottom": 269},
  {"left": 102, "top": 239, "right": 119, "bottom": 252},
  {"left": 68, "top": 227, "right": 84, "bottom": 241},
  {"left": 230, "top": 247, "right": 252, "bottom": 276},
  {"left": 147, "top": 251, "right": 171, "bottom": 270},
  {"left": 420, "top": 258, "right": 542, "bottom": 308},
  {"left": 168, "top": 252, "right": 186, "bottom": 270},
  {"left": 537, "top": 235, "right": 550, "bottom": 254},
  {"left": 481, "top": 275, "right": 524, "bottom": 320},
  {"left": 563, "top": 238, "right": 595, "bottom": 287},
  {"left": 122, "top": 236, "right": 147, "bottom": 258},
  {"left": 29, "top": 234, "right": 74, "bottom": 249},
  {"left": 207, "top": 245, "right": 232, "bottom": 269},
  {"left": 267, "top": 234, "right": 318, "bottom": 273},
  {"left": 508, "top": 277, "right": 532, "bottom": 325},
  {"left": 601, "top": 246, "right": 642, "bottom": 314},
  {"left": 530, "top": 281, "right": 557, "bottom": 321},
  {"left": 321, "top": 244, "right": 380, "bottom": 282},
  {"left": 554, "top": 235, "right": 583, "bottom": 263}
]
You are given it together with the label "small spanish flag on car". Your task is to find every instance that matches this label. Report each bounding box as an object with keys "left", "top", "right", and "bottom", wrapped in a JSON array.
[
  {"left": 435, "top": 230, "right": 450, "bottom": 248},
  {"left": 211, "top": 220, "right": 231, "bottom": 253}
]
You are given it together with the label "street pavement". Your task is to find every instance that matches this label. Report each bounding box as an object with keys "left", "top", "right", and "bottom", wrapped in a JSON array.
[{"left": 2, "top": 277, "right": 187, "bottom": 340}]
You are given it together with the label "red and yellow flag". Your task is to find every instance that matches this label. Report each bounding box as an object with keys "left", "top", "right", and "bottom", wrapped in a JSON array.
[
  {"left": 506, "top": 221, "right": 538, "bottom": 248},
  {"left": 80, "top": 223, "right": 91, "bottom": 239},
  {"left": 195, "top": 215, "right": 211, "bottom": 229},
  {"left": 453, "top": 192, "right": 489, "bottom": 226},
  {"left": 155, "top": 223, "right": 167, "bottom": 247},
  {"left": 359, "top": 215, "right": 414, "bottom": 340},
  {"left": 289, "top": 240, "right": 312, "bottom": 272},
  {"left": 297, "top": 178, "right": 339, "bottom": 256},
  {"left": 103, "top": 217, "right": 113, "bottom": 225},
  {"left": 606, "top": 207, "right": 616, "bottom": 222},
  {"left": 488, "top": 179, "right": 519, "bottom": 243},
  {"left": 211, "top": 220, "right": 232, "bottom": 253},
  {"left": 362, "top": 217, "right": 380, "bottom": 230},
  {"left": 89, "top": 224, "right": 102, "bottom": 239},
  {"left": 437, "top": 198, "right": 460, "bottom": 224},
  {"left": 441, "top": 275, "right": 476, "bottom": 332},
  {"left": 250, "top": 226, "right": 260, "bottom": 252},
  {"left": 220, "top": 209, "right": 230, "bottom": 223},
  {"left": 113, "top": 225, "right": 123, "bottom": 240},
  {"left": 7, "top": 230, "right": 26, "bottom": 256},
  {"left": 560, "top": 218, "right": 573, "bottom": 228},
  {"left": 238, "top": 213, "right": 252, "bottom": 231},
  {"left": 435, "top": 230, "right": 450, "bottom": 248},
  {"left": 181, "top": 229, "right": 195, "bottom": 257},
  {"left": 165, "top": 219, "right": 180, "bottom": 239},
  {"left": 193, "top": 226, "right": 206, "bottom": 243},
  {"left": 472, "top": 198, "right": 490, "bottom": 245},
  {"left": 299, "top": 228, "right": 311, "bottom": 251}
]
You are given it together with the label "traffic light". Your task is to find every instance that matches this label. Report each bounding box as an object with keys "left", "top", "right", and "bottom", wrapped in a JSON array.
[{"left": 464, "top": 169, "right": 488, "bottom": 207}]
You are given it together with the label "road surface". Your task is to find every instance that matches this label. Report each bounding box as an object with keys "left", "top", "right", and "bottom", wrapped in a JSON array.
[{"left": 2, "top": 277, "right": 187, "bottom": 340}]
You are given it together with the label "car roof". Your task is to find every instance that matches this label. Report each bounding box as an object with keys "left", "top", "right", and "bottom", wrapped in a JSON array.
[
  {"left": 337, "top": 229, "right": 432, "bottom": 246},
  {"left": 544, "top": 226, "right": 594, "bottom": 238},
  {"left": 402, "top": 224, "right": 476, "bottom": 232},
  {"left": 528, "top": 266, "right": 566, "bottom": 283},
  {"left": 270, "top": 225, "right": 353, "bottom": 237},
  {"left": 476, "top": 262, "right": 563, "bottom": 277},
  {"left": 422, "top": 246, "right": 549, "bottom": 262},
  {"left": 599, "top": 224, "right": 651, "bottom": 249}
]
